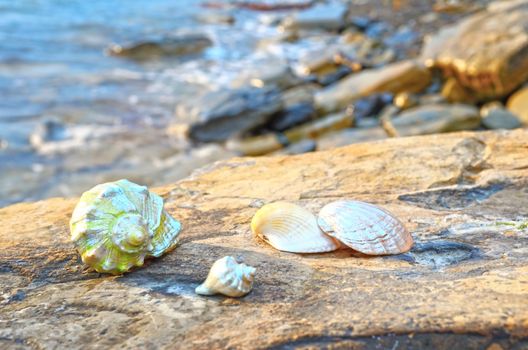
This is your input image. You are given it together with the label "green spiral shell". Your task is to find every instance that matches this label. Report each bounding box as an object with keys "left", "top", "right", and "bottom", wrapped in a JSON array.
[{"left": 70, "top": 179, "right": 181, "bottom": 274}]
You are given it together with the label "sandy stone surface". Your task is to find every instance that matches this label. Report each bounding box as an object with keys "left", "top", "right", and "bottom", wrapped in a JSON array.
[{"left": 1, "top": 130, "right": 528, "bottom": 349}]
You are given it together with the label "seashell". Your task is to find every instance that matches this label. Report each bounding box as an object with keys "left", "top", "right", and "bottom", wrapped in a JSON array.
[
  {"left": 317, "top": 200, "right": 413, "bottom": 255},
  {"left": 195, "top": 256, "right": 256, "bottom": 297},
  {"left": 251, "top": 202, "right": 340, "bottom": 253},
  {"left": 70, "top": 179, "right": 182, "bottom": 275}
]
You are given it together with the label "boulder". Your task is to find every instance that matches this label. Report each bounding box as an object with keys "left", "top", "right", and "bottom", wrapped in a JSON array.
[
  {"left": 383, "top": 104, "right": 481, "bottom": 137},
  {"left": 174, "top": 87, "right": 283, "bottom": 142},
  {"left": 315, "top": 60, "right": 431, "bottom": 113},
  {"left": 421, "top": 0, "right": 528, "bottom": 99},
  {"left": 1, "top": 130, "right": 528, "bottom": 349}
]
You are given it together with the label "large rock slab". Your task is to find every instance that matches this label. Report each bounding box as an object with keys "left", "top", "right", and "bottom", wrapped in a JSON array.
[{"left": 2, "top": 130, "right": 528, "bottom": 349}]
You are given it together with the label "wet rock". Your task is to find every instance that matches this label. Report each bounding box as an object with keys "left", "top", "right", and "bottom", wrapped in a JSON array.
[
  {"left": 29, "top": 119, "right": 68, "bottom": 149},
  {"left": 267, "top": 102, "right": 316, "bottom": 132},
  {"left": 218, "top": 0, "right": 313, "bottom": 12},
  {"left": 316, "top": 127, "right": 387, "bottom": 150},
  {"left": 346, "top": 16, "right": 372, "bottom": 31},
  {"left": 383, "top": 25, "right": 419, "bottom": 53},
  {"left": 383, "top": 104, "right": 480, "bottom": 137},
  {"left": 315, "top": 60, "right": 431, "bottom": 113},
  {"left": 107, "top": 34, "right": 213, "bottom": 60},
  {"left": 506, "top": 86, "right": 528, "bottom": 125},
  {"left": 481, "top": 102, "right": 522, "bottom": 130},
  {"left": 2, "top": 130, "right": 528, "bottom": 349},
  {"left": 365, "top": 21, "right": 390, "bottom": 39},
  {"left": 175, "top": 87, "right": 283, "bottom": 142},
  {"left": 280, "top": 84, "right": 318, "bottom": 106},
  {"left": 280, "top": 2, "right": 348, "bottom": 32},
  {"left": 227, "top": 111, "right": 353, "bottom": 156},
  {"left": 352, "top": 93, "right": 393, "bottom": 119},
  {"left": 297, "top": 46, "right": 339, "bottom": 76},
  {"left": 194, "top": 11, "right": 235, "bottom": 25},
  {"left": 421, "top": 0, "right": 528, "bottom": 99},
  {"left": 232, "top": 61, "right": 300, "bottom": 90}
]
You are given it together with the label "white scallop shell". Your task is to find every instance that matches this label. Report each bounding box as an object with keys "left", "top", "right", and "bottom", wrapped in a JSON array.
[
  {"left": 317, "top": 200, "right": 413, "bottom": 255},
  {"left": 195, "top": 256, "right": 256, "bottom": 297},
  {"left": 251, "top": 202, "right": 340, "bottom": 253}
]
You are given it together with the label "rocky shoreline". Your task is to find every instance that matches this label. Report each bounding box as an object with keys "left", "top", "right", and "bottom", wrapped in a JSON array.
[
  {"left": 2, "top": 0, "right": 527, "bottom": 207},
  {"left": 1, "top": 130, "right": 527, "bottom": 349}
]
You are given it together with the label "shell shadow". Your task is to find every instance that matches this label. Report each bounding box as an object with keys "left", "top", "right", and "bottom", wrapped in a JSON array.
[{"left": 115, "top": 242, "right": 322, "bottom": 304}]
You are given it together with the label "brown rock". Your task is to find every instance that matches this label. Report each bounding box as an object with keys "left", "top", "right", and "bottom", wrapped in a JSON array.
[
  {"left": 506, "top": 87, "right": 528, "bottom": 125},
  {"left": 315, "top": 60, "right": 431, "bottom": 113},
  {"left": 2, "top": 130, "right": 528, "bottom": 349},
  {"left": 422, "top": 0, "right": 528, "bottom": 100},
  {"left": 441, "top": 78, "right": 476, "bottom": 104}
]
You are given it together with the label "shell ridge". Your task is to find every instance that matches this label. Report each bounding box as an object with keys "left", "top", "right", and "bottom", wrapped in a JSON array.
[{"left": 318, "top": 200, "right": 412, "bottom": 255}]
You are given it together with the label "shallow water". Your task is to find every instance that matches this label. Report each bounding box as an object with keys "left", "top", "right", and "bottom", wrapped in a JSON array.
[{"left": 0, "top": 0, "right": 287, "bottom": 205}]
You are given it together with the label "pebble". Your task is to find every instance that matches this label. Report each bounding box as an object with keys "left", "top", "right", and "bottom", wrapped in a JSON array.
[{"left": 481, "top": 102, "right": 522, "bottom": 130}]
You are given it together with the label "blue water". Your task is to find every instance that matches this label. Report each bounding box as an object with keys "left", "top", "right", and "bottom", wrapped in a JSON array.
[{"left": 0, "top": 0, "right": 271, "bottom": 126}]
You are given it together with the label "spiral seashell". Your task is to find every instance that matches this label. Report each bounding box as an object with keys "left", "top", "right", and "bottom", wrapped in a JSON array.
[
  {"left": 251, "top": 202, "right": 340, "bottom": 253},
  {"left": 317, "top": 200, "right": 413, "bottom": 255},
  {"left": 70, "top": 179, "right": 182, "bottom": 274},
  {"left": 195, "top": 256, "right": 256, "bottom": 297}
]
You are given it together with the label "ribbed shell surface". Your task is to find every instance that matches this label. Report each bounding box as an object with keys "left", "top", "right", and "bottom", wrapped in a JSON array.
[
  {"left": 70, "top": 179, "right": 181, "bottom": 274},
  {"left": 251, "top": 202, "right": 340, "bottom": 253},
  {"left": 317, "top": 200, "right": 413, "bottom": 255}
]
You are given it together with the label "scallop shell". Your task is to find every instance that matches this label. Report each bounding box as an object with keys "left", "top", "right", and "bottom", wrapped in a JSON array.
[
  {"left": 70, "top": 179, "right": 182, "bottom": 274},
  {"left": 317, "top": 200, "right": 413, "bottom": 255},
  {"left": 195, "top": 256, "right": 256, "bottom": 297},
  {"left": 251, "top": 202, "right": 340, "bottom": 253}
]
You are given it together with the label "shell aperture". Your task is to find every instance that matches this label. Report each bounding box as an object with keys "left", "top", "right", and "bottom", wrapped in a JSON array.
[
  {"left": 195, "top": 256, "right": 256, "bottom": 297},
  {"left": 70, "top": 179, "right": 181, "bottom": 274}
]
